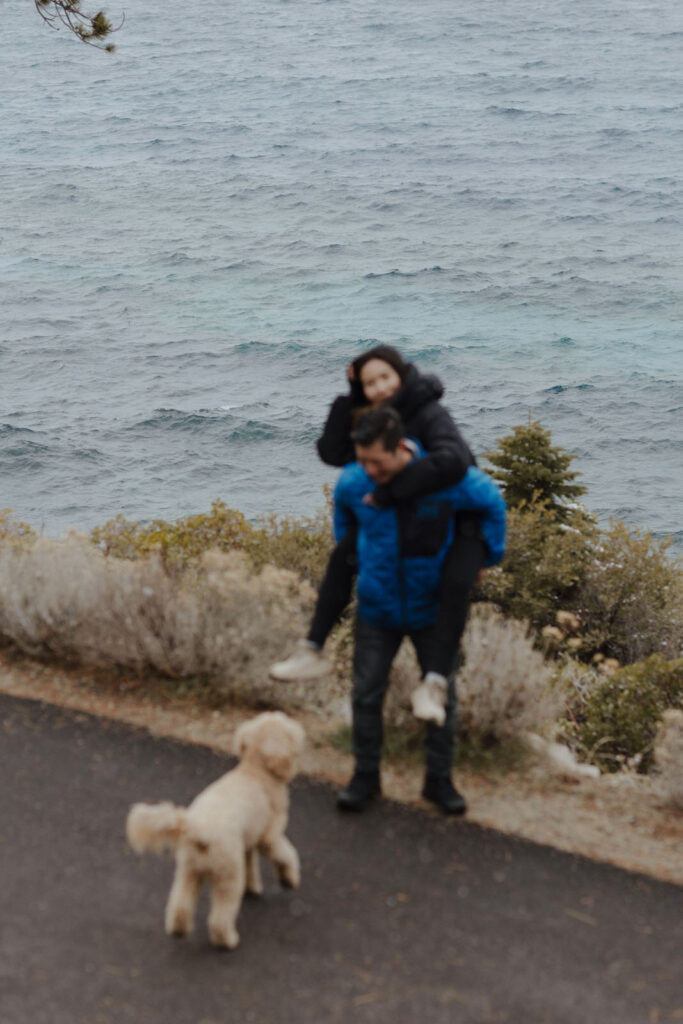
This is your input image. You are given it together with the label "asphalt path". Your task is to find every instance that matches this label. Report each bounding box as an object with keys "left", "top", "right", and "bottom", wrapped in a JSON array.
[{"left": 1, "top": 694, "right": 681, "bottom": 1024}]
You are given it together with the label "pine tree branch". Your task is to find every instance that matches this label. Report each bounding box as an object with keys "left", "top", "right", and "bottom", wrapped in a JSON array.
[{"left": 34, "top": 0, "right": 124, "bottom": 52}]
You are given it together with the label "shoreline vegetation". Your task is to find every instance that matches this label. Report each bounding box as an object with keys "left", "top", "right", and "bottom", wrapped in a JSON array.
[{"left": 1, "top": 421, "right": 681, "bottom": 877}]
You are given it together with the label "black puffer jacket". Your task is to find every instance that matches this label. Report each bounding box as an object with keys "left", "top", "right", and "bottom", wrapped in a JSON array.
[{"left": 316, "top": 364, "right": 476, "bottom": 506}]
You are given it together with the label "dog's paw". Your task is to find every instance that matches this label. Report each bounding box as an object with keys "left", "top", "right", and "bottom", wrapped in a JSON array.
[
  {"left": 278, "top": 861, "right": 301, "bottom": 889},
  {"left": 165, "top": 909, "right": 192, "bottom": 938},
  {"left": 209, "top": 923, "right": 240, "bottom": 950}
]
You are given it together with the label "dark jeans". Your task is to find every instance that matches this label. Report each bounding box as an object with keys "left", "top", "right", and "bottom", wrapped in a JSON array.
[
  {"left": 308, "top": 519, "right": 486, "bottom": 678},
  {"left": 351, "top": 617, "right": 458, "bottom": 778}
]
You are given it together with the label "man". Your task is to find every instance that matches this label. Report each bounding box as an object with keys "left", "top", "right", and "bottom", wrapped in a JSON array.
[{"left": 334, "top": 407, "right": 506, "bottom": 815}]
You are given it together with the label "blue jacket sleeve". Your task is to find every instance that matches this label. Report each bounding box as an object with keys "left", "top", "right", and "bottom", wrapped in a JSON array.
[
  {"left": 333, "top": 472, "right": 357, "bottom": 544},
  {"left": 451, "top": 467, "right": 507, "bottom": 566}
]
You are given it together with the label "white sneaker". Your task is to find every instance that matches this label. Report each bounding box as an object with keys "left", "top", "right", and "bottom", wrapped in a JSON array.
[
  {"left": 269, "top": 640, "right": 332, "bottom": 681},
  {"left": 411, "top": 672, "right": 448, "bottom": 726}
]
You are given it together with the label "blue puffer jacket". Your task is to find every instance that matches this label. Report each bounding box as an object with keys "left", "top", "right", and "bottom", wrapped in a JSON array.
[{"left": 334, "top": 453, "right": 506, "bottom": 631}]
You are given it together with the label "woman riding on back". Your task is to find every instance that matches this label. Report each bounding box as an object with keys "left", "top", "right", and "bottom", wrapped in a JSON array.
[{"left": 269, "top": 345, "right": 486, "bottom": 696}]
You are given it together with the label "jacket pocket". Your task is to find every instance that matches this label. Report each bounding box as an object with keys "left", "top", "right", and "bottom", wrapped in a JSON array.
[{"left": 398, "top": 500, "right": 453, "bottom": 558}]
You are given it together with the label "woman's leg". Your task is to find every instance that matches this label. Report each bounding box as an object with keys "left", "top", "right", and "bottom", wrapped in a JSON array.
[
  {"left": 269, "top": 527, "right": 357, "bottom": 680},
  {"left": 307, "top": 527, "right": 357, "bottom": 648},
  {"left": 427, "top": 523, "right": 487, "bottom": 678}
]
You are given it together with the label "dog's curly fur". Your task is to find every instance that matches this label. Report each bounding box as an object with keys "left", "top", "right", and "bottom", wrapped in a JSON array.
[{"left": 126, "top": 711, "right": 305, "bottom": 949}]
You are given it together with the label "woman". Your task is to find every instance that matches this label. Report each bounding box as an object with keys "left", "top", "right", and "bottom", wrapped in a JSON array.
[{"left": 269, "top": 345, "right": 486, "bottom": 696}]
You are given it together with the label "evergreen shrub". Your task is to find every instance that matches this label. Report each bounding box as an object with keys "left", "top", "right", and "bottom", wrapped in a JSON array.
[
  {"left": 476, "top": 503, "right": 594, "bottom": 628},
  {"left": 484, "top": 419, "right": 586, "bottom": 522},
  {"left": 479, "top": 421, "right": 683, "bottom": 665},
  {"left": 576, "top": 520, "right": 683, "bottom": 663},
  {"left": 570, "top": 655, "right": 683, "bottom": 773}
]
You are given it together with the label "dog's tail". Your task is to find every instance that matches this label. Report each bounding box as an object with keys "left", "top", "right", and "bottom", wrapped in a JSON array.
[{"left": 126, "top": 801, "right": 186, "bottom": 855}]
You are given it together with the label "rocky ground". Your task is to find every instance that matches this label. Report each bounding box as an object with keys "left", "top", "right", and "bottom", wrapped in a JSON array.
[{"left": 0, "top": 647, "right": 680, "bottom": 886}]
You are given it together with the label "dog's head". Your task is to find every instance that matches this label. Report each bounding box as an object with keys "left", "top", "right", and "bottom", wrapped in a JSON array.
[{"left": 234, "top": 711, "right": 305, "bottom": 781}]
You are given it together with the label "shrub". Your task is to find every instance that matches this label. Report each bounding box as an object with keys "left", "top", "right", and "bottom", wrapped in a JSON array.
[
  {"left": 90, "top": 500, "right": 255, "bottom": 570},
  {"left": 480, "top": 420, "right": 683, "bottom": 665},
  {"left": 455, "top": 604, "right": 563, "bottom": 741},
  {"left": 484, "top": 419, "right": 586, "bottom": 522},
  {"left": 0, "top": 509, "right": 36, "bottom": 545},
  {"left": 0, "top": 535, "right": 338, "bottom": 710},
  {"left": 245, "top": 503, "right": 334, "bottom": 588},
  {"left": 477, "top": 507, "right": 683, "bottom": 666},
  {"left": 570, "top": 655, "right": 683, "bottom": 773},
  {"left": 377, "top": 605, "right": 562, "bottom": 743},
  {"left": 91, "top": 495, "right": 335, "bottom": 587},
  {"left": 476, "top": 503, "right": 594, "bottom": 627},
  {"left": 575, "top": 519, "right": 683, "bottom": 664}
]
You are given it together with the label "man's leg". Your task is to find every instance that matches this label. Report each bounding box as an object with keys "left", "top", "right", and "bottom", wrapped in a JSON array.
[
  {"left": 411, "top": 627, "right": 466, "bottom": 815},
  {"left": 337, "top": 618, "right": 402, "bottom": 812}
]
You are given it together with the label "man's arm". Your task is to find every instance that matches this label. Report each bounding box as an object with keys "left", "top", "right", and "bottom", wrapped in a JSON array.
[
  {"left": 450, "top": 467, "right": 507, "bottom": 566},
  {"left": 333, "top": 472, "right": 358, "bottom": 544},
  {"left": 372, "top": 404, "right": 475, "bottom": 506}
]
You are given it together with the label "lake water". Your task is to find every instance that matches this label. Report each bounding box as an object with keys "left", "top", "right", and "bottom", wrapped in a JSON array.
[{"left": 2, "top": 0, "right": 682, "bottom": 552}]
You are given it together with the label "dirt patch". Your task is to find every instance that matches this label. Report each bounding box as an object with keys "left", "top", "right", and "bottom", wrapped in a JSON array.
[{"left": 0, "top": 647, "right": 680, "bottom": 886}]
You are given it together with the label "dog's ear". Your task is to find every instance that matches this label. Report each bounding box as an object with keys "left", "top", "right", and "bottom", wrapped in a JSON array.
[
  {"left": 284, "top": 716, "right": 305, "bottom": 754},
  {"left": 233, "top": 719, "right": 254, "bottom": 758}
]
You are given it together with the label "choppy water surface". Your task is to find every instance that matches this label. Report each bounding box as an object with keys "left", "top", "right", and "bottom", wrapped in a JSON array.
[{"left": 1, "top": 0, "right": 682, "bottom": 550}]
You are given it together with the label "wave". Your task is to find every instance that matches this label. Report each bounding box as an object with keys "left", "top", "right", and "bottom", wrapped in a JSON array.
[
  {"left": 543, "top": 384, "right": 596, "bottom": 394},
  {"left": 1, "top": 423, "right": 41, "bottom": 437},
  {"left": 364, "top": 266, "right": 445, "bottom": 280}
]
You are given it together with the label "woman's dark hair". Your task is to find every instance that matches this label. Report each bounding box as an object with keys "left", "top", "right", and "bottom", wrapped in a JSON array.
[
  {"left": 350, "top": 407, "right": 405, "bottom": 451},
  {"left": 351, "top": 345, "right": 410, "bottom": 385}
]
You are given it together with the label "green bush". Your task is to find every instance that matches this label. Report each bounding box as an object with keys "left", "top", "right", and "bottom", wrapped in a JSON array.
[
  {"left": 484, "top": 419, "right": 586, "bottom": 523},
  {"left": 476, "top": 503, "right": 594, "bottom": 627},
  {"left": 90, "top": 495, "right": 335, "bottom": 586},
  {"left": 91, "top": 500, "right": 255, "bottom": 570},
  {"left": 576, "top": 520, "right": 683, "bottom": 664},
  {"left": 0, "top": 510, "right": 36, "bottom": 545},
  {"left": 245, "top": 500, "right": 334, "bottom": 588},
  {"left": 476, "top": 496, "right": 683, "bottom": 667},
  {"left": 570, "top": 655, "right": 683, "bottom": 773},
  {"left": 480, "top": 419, "right": 683, "bottom": 666}
]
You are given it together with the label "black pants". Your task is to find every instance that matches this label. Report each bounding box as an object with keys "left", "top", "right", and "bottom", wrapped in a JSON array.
[
  {"left": 352, "top": 617, "right": 459, "bottom": 777},
  {"left": 308, "top": 516, "right": 486, "bottom": 677}
]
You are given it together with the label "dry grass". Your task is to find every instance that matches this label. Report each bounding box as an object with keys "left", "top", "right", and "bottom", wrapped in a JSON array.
[
  {"left": 0, "top": 533, "right": 564, "bottom": 741},
  {"left": 456, "top": 604, "right": 563, "bottom": 741},
  {"left": 0, "top": 535, "right": 335, "bottom": 710}
]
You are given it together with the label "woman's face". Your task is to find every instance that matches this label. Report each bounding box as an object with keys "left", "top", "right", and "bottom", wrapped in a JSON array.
[{"left": 359, "top": 359, "right": 403, "bottom": 406}]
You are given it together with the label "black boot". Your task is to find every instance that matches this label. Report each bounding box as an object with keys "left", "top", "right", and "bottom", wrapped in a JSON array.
[
  {"left": 336, "top": 769, "right": 381, "bottom": 812},
  {"left": 422, "top": 774, "right": 467, "bottom": 816}
]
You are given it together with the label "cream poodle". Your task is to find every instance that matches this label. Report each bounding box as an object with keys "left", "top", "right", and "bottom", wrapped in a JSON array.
[{"left": 126, "top": 710, "right": 305, "bottom": 950}]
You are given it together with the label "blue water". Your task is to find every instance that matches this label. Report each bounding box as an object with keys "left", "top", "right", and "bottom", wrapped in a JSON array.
[{"left": 1, "top": 0, "right": 682, "bottom": 552}]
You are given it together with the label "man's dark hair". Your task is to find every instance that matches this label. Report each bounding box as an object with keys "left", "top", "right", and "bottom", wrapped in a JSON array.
[{"left": 350, "top": 407, "right": 405, "bottom": 451}]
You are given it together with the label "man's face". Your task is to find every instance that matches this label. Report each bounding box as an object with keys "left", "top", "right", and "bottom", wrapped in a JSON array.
[{"left": 354, "top": 440, "right": 407, "bottom": 484}]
